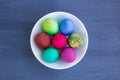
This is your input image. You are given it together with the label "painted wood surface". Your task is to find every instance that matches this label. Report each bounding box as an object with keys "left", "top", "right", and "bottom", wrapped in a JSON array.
[{"left": 0, "top": 0, "right": 120, "bottom": 80}]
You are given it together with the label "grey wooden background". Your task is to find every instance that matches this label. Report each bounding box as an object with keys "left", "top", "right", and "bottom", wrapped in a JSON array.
[{"left": 0, "top": 0, "right": 120, "bottom": 80}]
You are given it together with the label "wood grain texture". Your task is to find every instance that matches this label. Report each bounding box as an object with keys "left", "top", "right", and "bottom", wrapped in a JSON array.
[{"left": 0, "top": 0, "right": 120, "bottom": 80}]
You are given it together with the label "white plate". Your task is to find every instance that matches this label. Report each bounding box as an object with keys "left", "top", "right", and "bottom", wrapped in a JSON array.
[{"left": 30, "top": 11, "right": 88, "bottom": 70}]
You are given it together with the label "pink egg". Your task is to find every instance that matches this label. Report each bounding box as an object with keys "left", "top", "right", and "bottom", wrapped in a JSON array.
[
  {"left": 61, "top": 47, "right": 76, "bottom": 63},
  {"left": 52, "top": 33, "right": 67, "bottom": 48}
]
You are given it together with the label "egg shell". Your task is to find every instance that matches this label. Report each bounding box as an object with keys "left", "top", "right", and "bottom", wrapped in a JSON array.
[
  {"left": 34, "top": 32, "right": 51, "bottom": 49},
  {"left": 60, "top": 18, "right": 74, "bottom": 36},
  {"left": 42, "top": 48, "right": 59, "bottom": 63},
  {"left": 52, "top": 33, "right": 67, "bottom": 48},
  {"left": 61, "top": 47, "right": 76, "bottom": 63},
  {"left": 42, "top": 18, "right": 59, "bottom": 35}
]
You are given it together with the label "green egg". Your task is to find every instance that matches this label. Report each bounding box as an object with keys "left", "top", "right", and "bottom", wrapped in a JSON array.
[
  {"left": 42, "top": 48, "right": 59, "bottom": 63},
  {"left": 42, "top": 18, "right": 59, "bottom": 35}
]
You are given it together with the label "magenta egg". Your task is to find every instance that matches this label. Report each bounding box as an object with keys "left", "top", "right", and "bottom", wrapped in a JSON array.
[
  {"left": 61, "top": 47, "right": 76, "bottom": 63},
  {"left": 52, "top": 33, "right": 67, "bottom": 48}
]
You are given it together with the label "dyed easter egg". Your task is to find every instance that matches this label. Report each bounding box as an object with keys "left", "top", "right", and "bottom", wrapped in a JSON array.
[
  {"left": 34, "top": 32, "right": 50, "bottom": 49},
  {"left": 42, "top": 48, "right": 59, "bottom": 63},
  {"left": 52, "top": 33, "right": 67, "bottom": 48},
  {"left": 61, "top": 47, "right": 76, "bottom": 63},
  {"left": 42, "top": 18, "right": 59, "bottom": 35},
  {"left": 68, "top": 33, "right": 84, "bottom": 48},
  {"left": 60, "top": 18, "right": 74, "bottom": 36}
]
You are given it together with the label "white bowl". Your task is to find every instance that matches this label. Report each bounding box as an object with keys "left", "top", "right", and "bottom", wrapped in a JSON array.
[{"left": 30, "top": 11, "right": 88, "bottom": 70}]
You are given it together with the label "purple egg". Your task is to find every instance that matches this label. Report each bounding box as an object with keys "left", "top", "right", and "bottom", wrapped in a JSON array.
[{"left": 61, "top": 47, "right": 76, "bottom": 63}]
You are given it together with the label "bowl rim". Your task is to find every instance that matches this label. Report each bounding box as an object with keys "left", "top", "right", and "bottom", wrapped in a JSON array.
[{"left": 30, "top": 11, "right": 89, "bottom": 70}]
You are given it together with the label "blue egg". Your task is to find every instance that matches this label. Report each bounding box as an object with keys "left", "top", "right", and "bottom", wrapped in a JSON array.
[{"left": 60, "top": 19, "right": 74, "bottom": 36}]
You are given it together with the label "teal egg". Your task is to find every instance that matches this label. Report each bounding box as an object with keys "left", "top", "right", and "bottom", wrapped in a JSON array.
[{"left": 42, "top": 48, "right": 59, "bottom": 63}]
